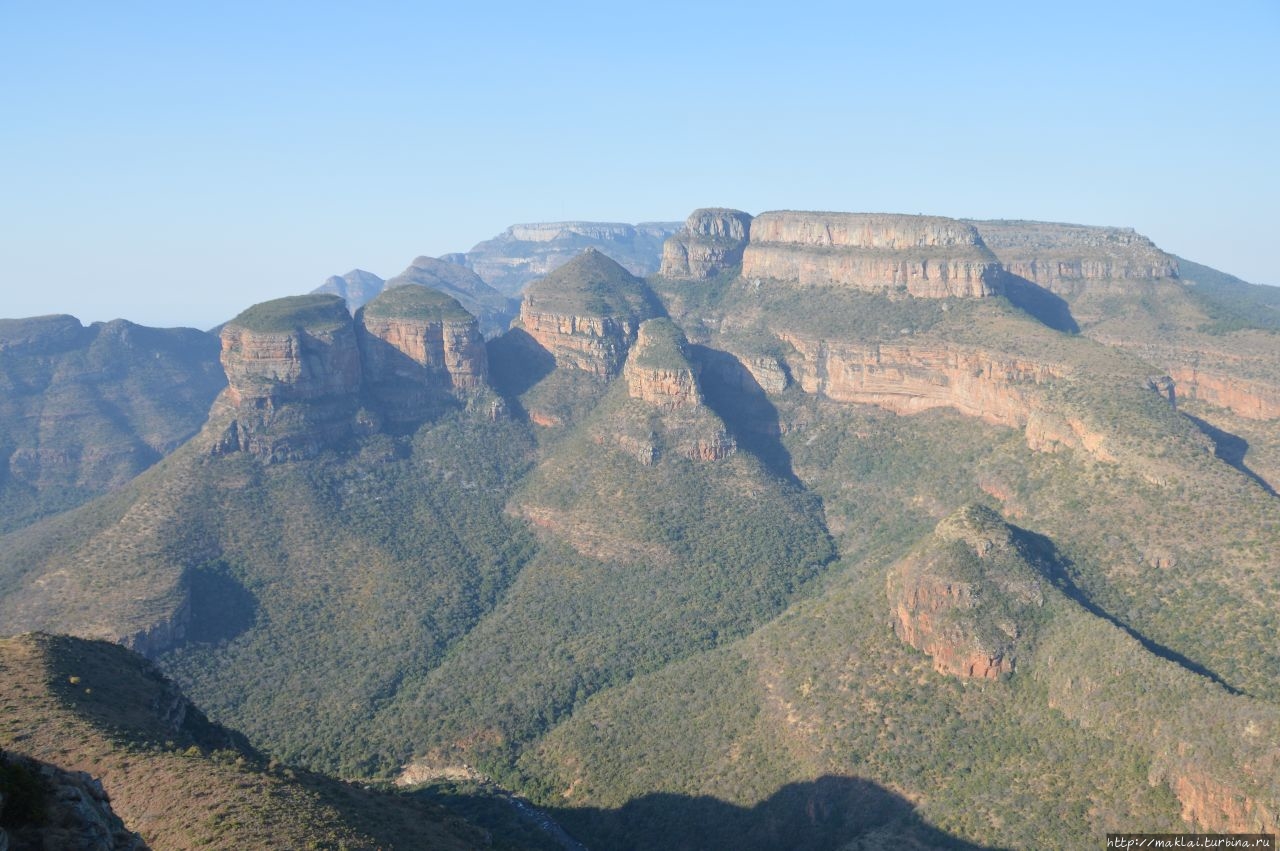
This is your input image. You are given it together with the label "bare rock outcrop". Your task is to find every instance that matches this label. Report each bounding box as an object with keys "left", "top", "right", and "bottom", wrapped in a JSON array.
[
  {"left": 211, "top": 295, "right": 366, "bottom": 462},
  {"left": 611, "top": 319, "right": 736, "bottom": 463},
  {"left": 887, "top": 505, "right": 1044, "bottom": 680},
  {"left": 1167, "top": 366, "right": 1280, "bottom": 420},
  {"left": 969, "top": 219, "right": 1178, "bottom": 295},
  {"left": 518, "top": 249, "right": 659, "bottom": 377},
  {"left": 659, "top": 208, "right": 753, "bottom": 280},
  {"left": 742, "top": 212, "right": 1001, "bottom": 298},
  {"left": 357, "top": 285, "right": 489, "bottom": 425}
]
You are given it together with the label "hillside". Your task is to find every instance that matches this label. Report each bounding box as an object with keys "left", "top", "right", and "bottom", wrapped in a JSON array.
[
  {"left": 0, "top": 315, "right": 224, "bottom": 534},
  {"left": 0, "top": 632, "right": 519, "bottom": 850},
  {"left": 1, "top": 206, "right": 1277, "bottom": 849}
]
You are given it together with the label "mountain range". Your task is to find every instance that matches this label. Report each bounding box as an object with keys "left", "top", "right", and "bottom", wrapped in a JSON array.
[{"left": 2, "top": 206, "right": 1278, "bottom": 850}]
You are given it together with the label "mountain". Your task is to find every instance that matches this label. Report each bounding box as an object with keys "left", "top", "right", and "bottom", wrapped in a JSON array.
[
  {"left": 381, "top": 256, "right": 517, "bottom": 337},
  {"left": 0, "top": 632, "right": 538, "bottom": 850},
  {"left": 313, "top": 268, "right": 387, "bottom": 307},
  {"left": 2, "top": 206, "right": 1278, "bottom": 849},
  {"left": 453, "top": 220, "right": 681, "bottom": 297},
  {"left": 0, "top": 315, "right": 224, "bottom": 534}
]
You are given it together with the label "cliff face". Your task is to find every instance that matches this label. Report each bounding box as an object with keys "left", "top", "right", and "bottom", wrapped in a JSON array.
[
  {"left": 969, "top": 219, "right": 1178, "bottom": 295},
  {"left": 358, "top": 285, "right": 489, "bottom": 425},
  {"left": 888, "top": 506, "right": 1044, "bottom": 680},
  {"left": 777, "top": 333, "right": 1065, "bottom": 430},
  {"left": 213, "top": 296, "right": 364, "bottom": 463},
  {"left": 518, "top": 249, "right": 658, "bottom": 377},
  {"left": 659, "top": 208, "right": 754, "bottom": 280},
  {"left": 1166, "top": 366, "right": 1280, "bottom": 420},
  {"left": 742, "top": 212, "right": 1000, "bottom": 298},
  {"left": 618, "top": 319, "right": 736, "bottom": 463},
  {"left": 380, "top": 257, "right": 515, "bottom": 338}
]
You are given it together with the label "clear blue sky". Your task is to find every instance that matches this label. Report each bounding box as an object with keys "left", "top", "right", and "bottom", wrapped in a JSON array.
[{"left": 2, "top": 1, "right": 1277, "bottom": 328}]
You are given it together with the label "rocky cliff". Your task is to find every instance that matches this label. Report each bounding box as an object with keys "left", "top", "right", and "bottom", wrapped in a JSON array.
[
  {"left": 741, "top": 212, "right": 1001, "bottom": 298},
  {"left": 358, "top": 285, "right": 490, "bottom": 425},
  {"left": 617, "top": 319, "right": 736, "bottom": 462},
  {"left": 211, "top": 295, "right": 365, "bottom": 462},
  {"left": 659, "top": 208, "right": 753, "bottom": 280},
  {"left": 518, "top": 249, "right": 658, "bottom": 377},
  {"left": 887, "top": 505, "right": 1044, "bottom": 680},
  {"left": 968, "top": 219, "right": 1178, "bottom": 295}
]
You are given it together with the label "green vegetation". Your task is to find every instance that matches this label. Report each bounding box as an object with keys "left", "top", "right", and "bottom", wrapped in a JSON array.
[
  {"left": 360, "top": 284, "right": 476, "bottom": 322},
  {"left": 228, "top": 293, "right": 351, "bottom": 333},
  {"left": 1175, "top": 255, "right": 1280, "bottom": 334},
  {"left": 629, "top": 317, "right": 690, "bottom": 370},
  {"left": 524, "top": 250, "right": 658, "bottom": 319}
]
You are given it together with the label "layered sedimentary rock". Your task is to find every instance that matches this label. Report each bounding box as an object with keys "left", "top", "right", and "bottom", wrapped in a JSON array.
[
  {"left": 777, "top": 335, "right": 1065, "bottom": 430},
  {"left": 518, "top": 249, "right": 658, "bottom": 377},
  {"left": 659, "top": 208, "right": 754, "bottom": 280},
  {"left": 888, "top": 505, "right": 1044, "bottom": 680},
  {"left": 618, "top": 319, "right": 736, "bottom": 462},
  {"left": 211, "top": 295, "right": 365, "bottom": 462},
  {"left": 358, "top": 285, "right": 489, "bottom": 424},
  {"left": 459, "top": 220, "right": 681, "bottom": 296},
  {"left": 742, "top": 212, "right": 1001, "bottom": 297},
  {"left": 969, "top": 219, "right": 1178, "bottom": 295},
  {"left": 1167, "top": 367, "right": 1280, "bottom": 420}
]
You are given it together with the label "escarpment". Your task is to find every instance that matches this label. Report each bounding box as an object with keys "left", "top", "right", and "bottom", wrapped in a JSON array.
[
  {"left": 888, "top": 505, "right": 1045, "bottom": 679},
  {"left": 741, "top": 211, "right": 1001, "bottom": 298},
  {"left": 518, "top": 248, "right": 659, "bottom": 377},
  {"left": 969, "top": 219, "right": 1179, "bottom": 295},
  {"left": 659, "top": 208, "right": 754, "bottom": 280},
  {"left": 211, "top": 290, "right": 491, "bottom": 459}
]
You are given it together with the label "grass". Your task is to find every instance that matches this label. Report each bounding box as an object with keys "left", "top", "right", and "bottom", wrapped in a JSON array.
[{"left": 228, "top": 294, "right": 351, "bottom": 333}]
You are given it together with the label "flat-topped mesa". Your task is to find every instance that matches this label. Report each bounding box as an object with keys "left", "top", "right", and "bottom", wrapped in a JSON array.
[
  {"left": 507, "top": 221, "right": 644, "bottom": 242},
  {"left": 357, "top": 285, "right": 489, "bottom": 424},
  {"left": 213, "top": 294, "right": 364, "bottom": 461},
  {"left": 659, "top": 208, "right": 754, "bottom": 280},
  {"left": 888, "top": 505, "right": 1045, "bottom": 680},
  {"left": 518, "top": 248, "right": 659, "bottom": 377},
  {"left": 968, "top": 219, "right": 1179, "bottom": 295},
  {"left": 741, "top": 211, "right": 1001, "bottom": 298}
]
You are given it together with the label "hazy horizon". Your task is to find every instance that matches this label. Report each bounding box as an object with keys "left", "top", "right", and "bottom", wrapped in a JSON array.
[{"left": 3, "top": 1, "right": 1277, "bottom": 329}]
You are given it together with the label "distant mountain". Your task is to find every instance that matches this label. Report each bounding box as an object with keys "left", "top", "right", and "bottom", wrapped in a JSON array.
[
  {"left": 313, "top": 268, "right": 386, "bottom": 307},
  {"left": 382, "top": 256, "right": 517, "bottom": 337},
  {"left": 3, "top": 206, "right": 1279, "bottom": 849},
  {"left": 0, "top": 315, "right": 224, "bottom": 534},
  {"left": 456, "top": 220, "right": 681, "bottom": 296}
]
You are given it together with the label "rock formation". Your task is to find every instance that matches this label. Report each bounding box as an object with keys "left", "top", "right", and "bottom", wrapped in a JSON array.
[
  {"left": 617, "top": 319, "right": 736, "bottom": 463},
  {"left": 211, "top": 295, "right": 365, "bottom": 462},
  {"left": 518, "top": 249, "right": 659, "bottom": 377},
  {"left": 0, "top": 750, "right": 145, "bottom": 851},
  {"left": 358, "top": 285, "right": 489, "bottom": 425},
  {"left": 1167, "top": 367, "right": 1280, "bottom": 420},
  {"left": 888, "top": 505, "right": 1044, "bottom": 679},
  {"left": 741, "top": 212, "right": 1001, "bottom": 297},
  {"left": 968, "top": 219, "right": 1178, "bottom": 295},
  {"left": 659, "top": 208, "right": 753, "bottom": 280}
]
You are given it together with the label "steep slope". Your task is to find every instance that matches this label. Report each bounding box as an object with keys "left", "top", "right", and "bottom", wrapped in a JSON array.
[
  {"left": 0, "top": 315, "right": 224, "bottom": 533},
  {"left": 522, "top": 503, "right": 1278, "bottom": 849},
  {"left": 0, "top": 633, "right": 501, "bottom": 850}
]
